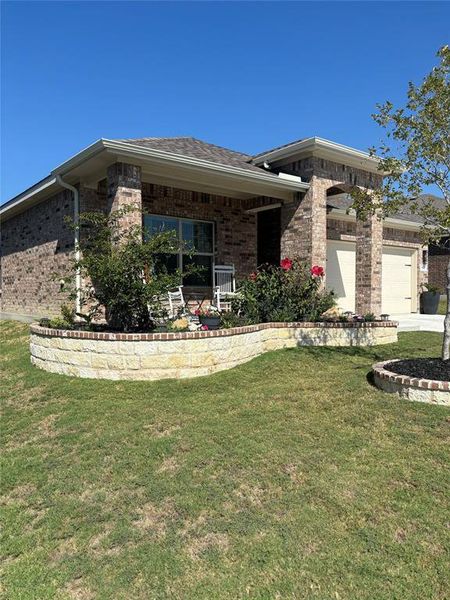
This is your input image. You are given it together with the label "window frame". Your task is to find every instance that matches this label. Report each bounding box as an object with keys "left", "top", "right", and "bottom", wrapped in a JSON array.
[{"left": 144, "top": 214, "right": 215, "bottom": 287}]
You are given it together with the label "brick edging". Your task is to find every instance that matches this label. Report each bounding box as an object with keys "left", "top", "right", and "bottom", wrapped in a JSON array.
[
  {"left": 373, "top": 360, "right": 449, "bottom": 391},
  {"left": 30, "top": 320, "right": 397, "bottom": 342}
]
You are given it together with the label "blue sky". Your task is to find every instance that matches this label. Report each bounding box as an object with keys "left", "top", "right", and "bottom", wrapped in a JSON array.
[{"left": 1, "top": 1, "right": 449, "bottom": 202}]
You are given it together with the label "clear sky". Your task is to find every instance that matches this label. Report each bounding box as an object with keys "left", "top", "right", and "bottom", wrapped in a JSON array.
[{"left": 1, "top": 0, "right": 449, "bottom": 202}]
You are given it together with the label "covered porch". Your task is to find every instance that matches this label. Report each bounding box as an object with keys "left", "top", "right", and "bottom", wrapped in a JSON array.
[{"left": 74, "top": 145, "right": 309, "bottom": 302}]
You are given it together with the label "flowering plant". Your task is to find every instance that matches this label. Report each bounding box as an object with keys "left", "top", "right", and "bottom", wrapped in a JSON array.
[
  {"left": 232, "top": 258, "right": 335, "bottom": 324},
  {"left": 280, "top": 257, "right": 293, "bottom": 271},
  {"left": 311, "top": 265, "right": 324, "bottom": 277},
  {"left": 194, "top": 305, "right": 220, "bottom": 318}
]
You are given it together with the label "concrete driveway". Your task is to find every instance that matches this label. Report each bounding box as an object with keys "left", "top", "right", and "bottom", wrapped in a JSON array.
[{"left": 391, "top": 313, "right": 445, "bottom": 332}]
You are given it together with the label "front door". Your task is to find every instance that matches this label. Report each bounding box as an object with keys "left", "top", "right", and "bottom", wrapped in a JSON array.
[{"left": 257, "top": 208, "right": 281, "bottom": 267}]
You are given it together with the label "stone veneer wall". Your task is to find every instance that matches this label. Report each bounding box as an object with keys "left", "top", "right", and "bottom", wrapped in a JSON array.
[
  {"left": 141, "top": 183, "right": 257, "bottom": 280},
  {"left": 30, "top": 321, "right": 397, "bottom": 381}
]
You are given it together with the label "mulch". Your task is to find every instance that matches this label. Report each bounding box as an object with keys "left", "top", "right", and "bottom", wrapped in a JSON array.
[{"left": 385, "top": 358, "right": 450, "bottom": 382}]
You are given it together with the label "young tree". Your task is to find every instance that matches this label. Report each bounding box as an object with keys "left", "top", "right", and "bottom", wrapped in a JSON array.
[{"left": 351, "top": 46, "right": 450, "bottom": 360}]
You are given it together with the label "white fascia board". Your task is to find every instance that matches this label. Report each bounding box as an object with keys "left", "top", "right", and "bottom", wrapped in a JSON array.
[
  {"left": 327, "top": 208, "right": 422, "bottom": 231},
  {"left": 0, "top": 176, "right": 57, "bottom": 217},
  {"left": 101, "top": 139, "right": 310, "bottom": 192},
  {"left": 254, "top": 137, "right": 381, "bottom": 171}
]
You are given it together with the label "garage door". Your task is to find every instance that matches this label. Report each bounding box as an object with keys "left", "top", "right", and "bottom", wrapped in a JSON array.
[
  {"left": 382, "top": 246, "right": 414, "bottom": 314},
  {"left": 326, "top": 240, "right": 356, "bottom": 312}
]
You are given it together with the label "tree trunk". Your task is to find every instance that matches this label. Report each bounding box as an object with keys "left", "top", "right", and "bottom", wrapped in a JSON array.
[{"left": 442, "top": 257, "right": 450, "bottom": 360}]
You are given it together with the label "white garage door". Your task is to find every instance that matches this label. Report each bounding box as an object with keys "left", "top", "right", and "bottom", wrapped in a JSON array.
[
  {"left": 382, "top": 246, "right": 414, "bottom": 314},
  {"left": 326, "top": 240, "right": 356, "bottom": 312}
]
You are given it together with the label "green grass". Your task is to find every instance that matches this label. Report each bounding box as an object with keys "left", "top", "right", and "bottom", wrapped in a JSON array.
[{"left": 1, "top": 321, "right": 449, "bottom": 600}]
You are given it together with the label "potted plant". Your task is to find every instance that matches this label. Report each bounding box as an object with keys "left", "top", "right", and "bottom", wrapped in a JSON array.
[
  {"left": 195, "top": 306, "right": 221, "bottom": 330},
  {"left": 420, "top": 283, "right": 441, "bottom": 315}
]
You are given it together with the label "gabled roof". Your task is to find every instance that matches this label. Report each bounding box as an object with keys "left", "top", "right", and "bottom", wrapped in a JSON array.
[
  {"left": 117, "top": 136, "right": 265, "bottom": 174},
  {"left": 253, "top": 136, "right": 381, "bottom": 174},
  {"left": 253, "top": 137, "right": 305, "bottom": 159}
]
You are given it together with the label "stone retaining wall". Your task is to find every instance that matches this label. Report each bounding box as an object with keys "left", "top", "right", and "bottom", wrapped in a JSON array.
[
  {"left": 30, "top": 322, "right": 398, "bottom": 381},
  {"left": 373, "top": 360, "right": 449, "bottom": 406}
]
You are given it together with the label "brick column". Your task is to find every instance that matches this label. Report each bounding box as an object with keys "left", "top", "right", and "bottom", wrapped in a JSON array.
[
  {"left": 107, "top": 162, "right": 142, "bottom": 236},
  {"left": 355, "top": 212, "right": 383, "bottom": 315},
  {"left": 280, "top": 176, "right": 327, "bottom": 268}
]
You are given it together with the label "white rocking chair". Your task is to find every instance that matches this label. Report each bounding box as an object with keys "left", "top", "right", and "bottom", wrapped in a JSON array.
[
  {"left": 213, "top": 265, "right": 238, "bottom": 311},
  {"left": 167, "top": 286, "right": 185, "bottom": 317}
]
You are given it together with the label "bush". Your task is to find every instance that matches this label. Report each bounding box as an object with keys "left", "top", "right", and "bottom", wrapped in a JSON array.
[
  {"left": 61, "top": 206, "right": 196, "bottom": 332},
  {"left": 232, "top": 259, "right": 335, "bottom": 324}
]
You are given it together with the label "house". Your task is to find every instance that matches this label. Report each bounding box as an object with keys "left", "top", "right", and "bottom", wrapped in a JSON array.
[{"left": 0, "top": 136, "right": 429, "bottom": 319}]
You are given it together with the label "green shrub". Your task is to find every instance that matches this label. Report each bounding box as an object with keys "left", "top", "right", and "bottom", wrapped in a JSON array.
[
  {"left": 363, "top": 312, "right": 376, "bottom": 322},
  {"left": 232, "top": 259, "right": 335, "bottom": 324},
  {"left": 61, "top": 206, "right": 196, "bottom": 332},
  {"left": 219, "top": 311, "right": 251, "bottom": 329}
]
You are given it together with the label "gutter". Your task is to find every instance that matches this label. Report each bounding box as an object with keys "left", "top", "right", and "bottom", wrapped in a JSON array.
[
  {"left": 253, "top": 136, "right": 381, "bottom": 170},
  {"left": 99, "top": 139, "right": 310, "bottom": 192},
  {"left": 55, "top": 176, "right": 82, "bottom": 315}
]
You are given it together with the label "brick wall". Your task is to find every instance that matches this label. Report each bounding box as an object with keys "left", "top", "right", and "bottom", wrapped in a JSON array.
[
  {"left": 429, "top": 254, "right": 448, "bottom": 292},
  {"left": 1, "top": 190, "right": 75, "bottom": 317},
  {"left": 141, "top": 183, "right": 257, "bottom": 280}
]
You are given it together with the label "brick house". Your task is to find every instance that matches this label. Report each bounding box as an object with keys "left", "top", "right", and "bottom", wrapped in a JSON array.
[{"left": 0, "top": 136, "right": 430, "bottom": 319}]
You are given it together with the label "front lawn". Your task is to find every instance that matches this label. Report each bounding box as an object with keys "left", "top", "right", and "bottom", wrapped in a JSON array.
[{"left": 1, "top": 321, "right": 449, "bottom": 599}]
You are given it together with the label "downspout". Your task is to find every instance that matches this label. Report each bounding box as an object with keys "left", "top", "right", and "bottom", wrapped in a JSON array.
[{"left": 55, "top": 175, "right": 81, "bottom": 315}]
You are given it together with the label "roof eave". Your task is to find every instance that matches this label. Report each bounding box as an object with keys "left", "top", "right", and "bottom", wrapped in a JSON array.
[
  {"left": 254, "top": 137, "right": 382, "bottom": 174},
  {"left": 1, "top": 139, "right": 309, "bottom": 220}
]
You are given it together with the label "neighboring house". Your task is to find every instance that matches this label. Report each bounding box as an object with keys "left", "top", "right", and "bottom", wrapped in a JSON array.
[
  {"left": 0, "top": 136, "right": 430, "bottom": 319},
  {"left": 412, "top": 195, "right": 449, "bottom": 294}
]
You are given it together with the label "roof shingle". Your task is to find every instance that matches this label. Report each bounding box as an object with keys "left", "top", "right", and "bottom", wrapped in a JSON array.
[{"left": 117, "top": 136, "right": 268, "bottom": 174}]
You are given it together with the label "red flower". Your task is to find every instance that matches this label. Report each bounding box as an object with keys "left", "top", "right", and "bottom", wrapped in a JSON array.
[
  {"left": 311, "top": 265, "right": 324, "bottom": 277},
  {"left": 201, "top": 324, "right": 209, "bottom": 331},
  {"left": 249, "top": 272, "right": 258, "bottom": 281},
  {"left": 194, "top": 309, "right": 201, "bottom": 316},
  {"left": 280, "top": 258, "right": 293, "bottom": 271}
]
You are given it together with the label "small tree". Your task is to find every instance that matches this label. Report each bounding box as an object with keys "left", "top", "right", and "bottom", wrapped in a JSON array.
[
  {"left": 351, "top": 46, "right": 450, "bottom": 360},
  {"left": 62, "top": 207, "right": 192, "bottom": 332}
]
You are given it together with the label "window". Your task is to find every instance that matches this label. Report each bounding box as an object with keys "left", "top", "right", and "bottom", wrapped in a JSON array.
[
  {"left": 420, "top": 248, "right": 429, "bottom": 272},
  {"left": 144, "top": 215, "right": 214, "bottom": 287}
]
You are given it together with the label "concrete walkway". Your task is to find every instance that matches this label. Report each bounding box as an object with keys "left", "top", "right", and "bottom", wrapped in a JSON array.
[{"left": 391, "top": 313, "right": 445, "bottom": 333}]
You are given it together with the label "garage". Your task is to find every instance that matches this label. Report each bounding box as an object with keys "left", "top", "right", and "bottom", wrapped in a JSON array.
[
  {"left": 326, "top": 240, "right": 356, "bottom": 312},
  {"left": 326, "top": 241, "right": 415, "bottom": 314},
  {"left": 381, "top": 246, "right": 414, "bottom": 314}
]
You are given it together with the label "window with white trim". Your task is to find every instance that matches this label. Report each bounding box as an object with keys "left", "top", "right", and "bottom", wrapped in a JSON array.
[{"left": 144, "top": 215, "right": 214, "bottom": 286}]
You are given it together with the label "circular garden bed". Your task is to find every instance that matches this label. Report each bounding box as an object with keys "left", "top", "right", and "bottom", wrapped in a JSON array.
[{"left": 373, "top": 359, "right": 450, "bottom": 406}]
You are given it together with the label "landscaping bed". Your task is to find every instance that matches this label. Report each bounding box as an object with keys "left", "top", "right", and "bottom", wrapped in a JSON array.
[
  {"left": 373, "top": 359, "right": 449, "bottom": 406},
  {"left": 384, "top": 357, "right": 450, "bottom": 382},
  {"left": 30, "top": 320, "right": 398, "bottom": 380}
]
